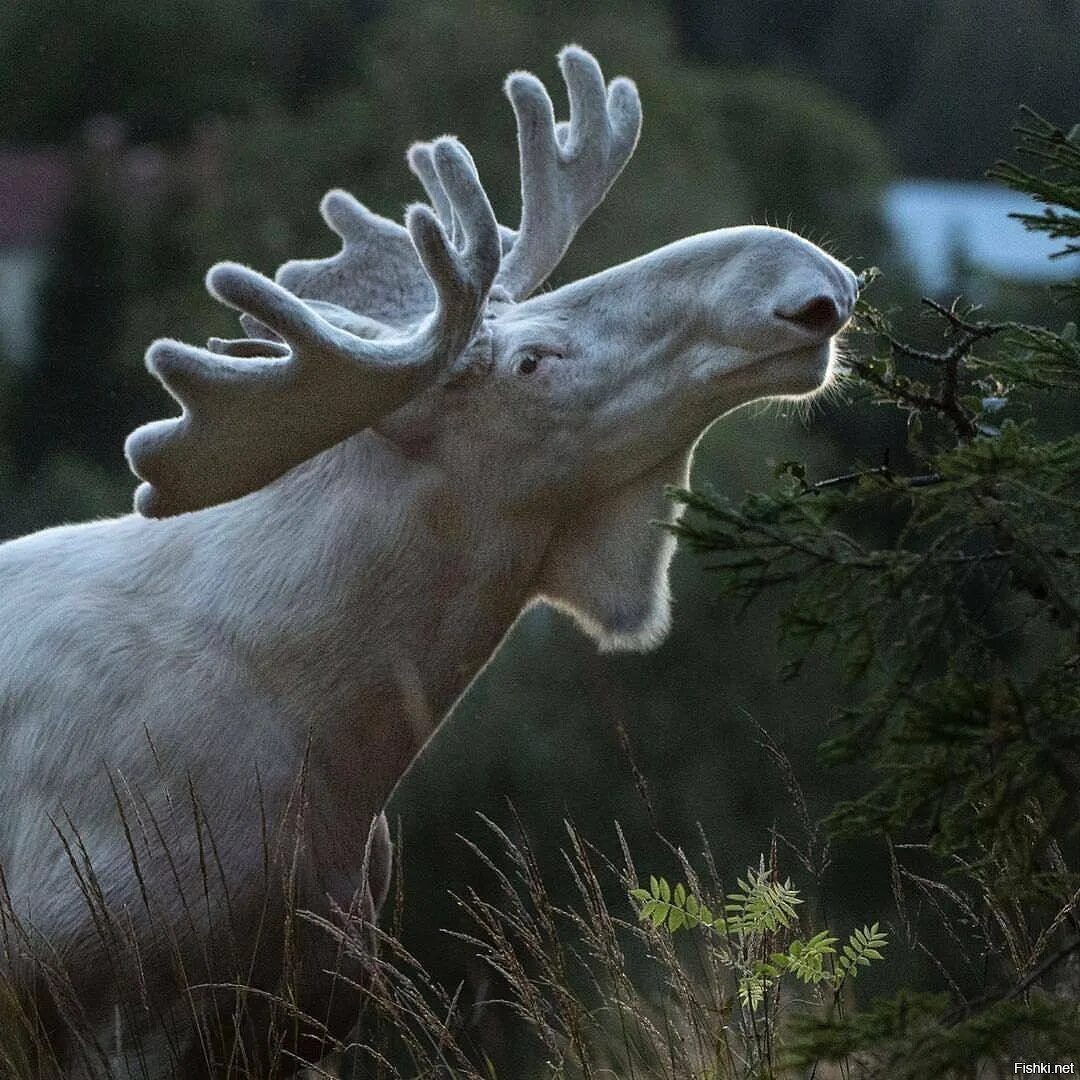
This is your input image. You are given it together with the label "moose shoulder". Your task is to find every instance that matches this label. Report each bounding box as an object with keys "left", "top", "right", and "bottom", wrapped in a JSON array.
[{"left": 0, "top": 47, "right": 856, "bottom": 1077}]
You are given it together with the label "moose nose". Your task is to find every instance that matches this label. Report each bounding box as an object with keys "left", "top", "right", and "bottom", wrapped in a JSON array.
[{"left": 775, "top": 295, "right": 848, "bottom": 337}]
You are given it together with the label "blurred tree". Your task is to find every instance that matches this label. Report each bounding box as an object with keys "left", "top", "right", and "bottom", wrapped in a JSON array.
[
  {"left": 3, "top": 0, "right": 1078, "bottom": 181},
  {"left": 0, "top": 0, "right": 265, "bottom": 143},
  {"left": 667, "top": 0, "right": 1080, "bottom": 180},
  {"left": 0, "top": 0, "right": 385, "bottom": 145},
  {"left": 7, "top": 182, "right": 127, "bottom": 475},
  {"left": 199, "top": 0, "right": 891, "bottom": 286},
  {"left": 703, "top": 68, "right": 889, "bottom": 249},
  {"left": 887, "top": 0, "right": 1080, "bottom": 177},
  {"left": 256, "top": 0, "right": 386, "bottom": 109}
]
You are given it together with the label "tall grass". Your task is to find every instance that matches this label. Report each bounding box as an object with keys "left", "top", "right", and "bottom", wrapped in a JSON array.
[
  {"left": 2, "top": 802, "right": 873, "bottom": 1077},
  {"left": 1, "top": 730, "right": 891, "bottom": 1079},
  {"left": 0, "top": 753, "right": 378, "bottom": 1078}
]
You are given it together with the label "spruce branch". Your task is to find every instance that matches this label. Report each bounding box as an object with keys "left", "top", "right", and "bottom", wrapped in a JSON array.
[{"left": 848, "top": 298, "right": 1038, "bottom": 442}]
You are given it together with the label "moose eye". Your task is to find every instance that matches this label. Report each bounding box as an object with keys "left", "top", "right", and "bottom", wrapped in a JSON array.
[{"left": 515, "top": 349, "right": 563, "bottom": 376}]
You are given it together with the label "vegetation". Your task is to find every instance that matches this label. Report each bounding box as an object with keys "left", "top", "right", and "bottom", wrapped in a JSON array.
[
  {"left": 668, "top": 112, "right": 1080, "bottom": 1071},
  {"left": 290, "top": 819, "right": 890, "bottom": 1079},
  {"left": 632, "top": 869, "right": 888, "bottom": 1011},
  {"left": 4, "top": 0, "right": 1077, "bottom": 181},
  {"left": 0, "top": 806, "right": 891, "bottom": 1078}
]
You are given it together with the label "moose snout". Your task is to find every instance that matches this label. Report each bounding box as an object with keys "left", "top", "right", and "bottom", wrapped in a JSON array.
[
  {"left": 777, "top": 295, "right": 843, "bottom": 335},
  {"left": 770, "top": 250, "right": 858, "bottom": 340},
  {"left": 774, "top": 290, "right": 853, "bottom": 339}
]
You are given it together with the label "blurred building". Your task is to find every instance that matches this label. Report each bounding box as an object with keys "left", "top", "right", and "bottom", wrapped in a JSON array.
[
  {"left": 0, "top": 119, "right": 223, "bottom": 366},
  {"left": 883, "top": 179, "right": 1080, "bottom": 294},
  {"left": 0, "top": 148, "right": 72, "bottom": 363}
]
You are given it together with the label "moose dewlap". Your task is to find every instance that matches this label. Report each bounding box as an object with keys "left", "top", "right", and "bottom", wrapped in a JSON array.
[{"left": 0, "top": 46, "right": 855, "bottom": 1077}]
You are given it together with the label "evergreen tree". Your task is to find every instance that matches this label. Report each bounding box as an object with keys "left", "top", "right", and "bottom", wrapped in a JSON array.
[{"left": 671, "top": 112, "right": 1080, "bottom": 1070}]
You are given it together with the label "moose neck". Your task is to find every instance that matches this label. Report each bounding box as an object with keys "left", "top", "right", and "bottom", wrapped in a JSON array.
[{"left": 184, "top": 430, "right": 551, "bottom": 829}]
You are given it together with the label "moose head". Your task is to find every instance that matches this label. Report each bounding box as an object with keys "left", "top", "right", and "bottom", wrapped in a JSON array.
[
  {"left": 126, "top": 46, "right": 854, "bottom": 650},
  {"left": 0, "top": 47, "right": 856, "bottom": 1075}
]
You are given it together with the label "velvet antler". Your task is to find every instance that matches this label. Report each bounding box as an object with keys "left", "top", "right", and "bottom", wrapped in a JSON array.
[
  {"left": 126, "top": 138, "right": 499, "bottom": 518},
  {"left": 494, "top": 45, "right": 641, "bottom": 299},
  {"left": 276, "top": 47, "right": 640, "bottom": 321}
]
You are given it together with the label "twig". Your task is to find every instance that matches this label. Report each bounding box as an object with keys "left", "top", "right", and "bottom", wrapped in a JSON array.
[
  {"left": 851, "top": 298, "right": 1033, "bottom": 441},
  {"left": 955, "top": 936, "right": 1080, "bottom": 1016},
  {"left": 809, "top": 466, "right": 891, "bottom": 491},
  {"left": 807, "top": 467, "right": 944, "bottom": 492}
]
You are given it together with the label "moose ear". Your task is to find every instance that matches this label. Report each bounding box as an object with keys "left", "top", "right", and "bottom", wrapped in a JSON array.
[{"left": 536, "top": 452, "right": 690, "bottom": 652}]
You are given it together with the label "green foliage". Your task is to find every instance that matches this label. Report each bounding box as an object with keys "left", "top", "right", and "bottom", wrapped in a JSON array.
[
  {"left": 833, "top": 923, "right": 888, "bottom": 985},
  {"left": 990, "top": 109, "right": 1080, "bottom": 310},
  {"left": 785, "top": 992, "right": 1080, "bottom": 1078},
  {"left": 632, "top": 868, "right": 886, "bottom": 1014},
  {"left": 324, "top": 821, "right": 892, "bottom": 1079},
  {"left": 670, "top": 112, "right": 1080, "bottom": 1069}
]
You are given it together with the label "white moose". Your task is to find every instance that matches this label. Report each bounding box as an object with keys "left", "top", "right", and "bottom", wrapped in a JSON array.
[{"left": 0, "top": 47, "right": 856, "bottom": 1077}]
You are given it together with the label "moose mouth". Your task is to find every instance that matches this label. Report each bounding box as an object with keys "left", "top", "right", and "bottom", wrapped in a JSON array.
[{"left": 760, "top": 340, "right": 838, "bottom": 400}]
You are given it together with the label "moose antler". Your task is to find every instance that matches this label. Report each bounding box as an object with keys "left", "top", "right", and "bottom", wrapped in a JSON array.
[
  {"left": 126, "top": 138, "right": 499, "bottom": 518},
  {"left": 274, "top": 188, "right": 438, "bottom": 329},
  {"left": 495, "top": 45, "right": 641, "bottom": 300},
  {"left": 407, "top": 47, "right": 641, "bottom": 302},
  {"left": 276, "top": 47, "right": 640, "bottom": 321}
]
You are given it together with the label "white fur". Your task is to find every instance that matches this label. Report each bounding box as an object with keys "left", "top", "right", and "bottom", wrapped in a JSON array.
[{"left": 0, "top": 49, "right": 857, "bottom": 1078}]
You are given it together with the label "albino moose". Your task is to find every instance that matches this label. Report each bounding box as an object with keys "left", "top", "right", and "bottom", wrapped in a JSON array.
[{"left": 0, "top": 47, "right": 856, "bottom": 1077}]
